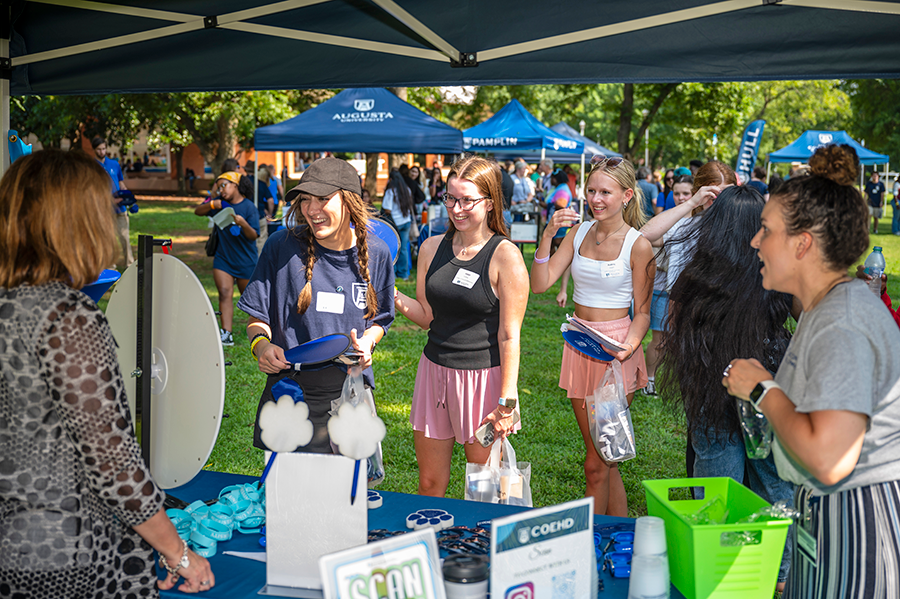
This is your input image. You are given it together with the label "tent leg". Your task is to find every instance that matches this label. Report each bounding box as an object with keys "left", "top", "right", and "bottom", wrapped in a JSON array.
[
  {"left": 1, "top": 11, "right": 10, "bottom": 178},
  {"left": 580, "top": 153, "right": 585, "bottom": 217},
  {"left": 254, "top": 150, "right": 259, "bottom": 211}
]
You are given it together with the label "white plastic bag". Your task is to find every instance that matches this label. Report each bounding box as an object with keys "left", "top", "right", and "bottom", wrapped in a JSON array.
[
  {"left": 586, "top": 360, "right": 636, "bottom": 463},
  {"left": 329, "top": 364, "right": 386, "bottom": 487},
  {"left": 465, "top": 437, "right": 532, "bottom": 507}
]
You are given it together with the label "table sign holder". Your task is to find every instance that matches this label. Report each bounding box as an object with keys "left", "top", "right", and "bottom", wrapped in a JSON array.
[
  {"left": 490, "top": 497, "right": 597, "bottom": 598},
  {"left": 260, "top": 452, "right": 368, "bottom": 598},
  {"left": 318, "top": 528, "right": 446, "bottom": 599}
]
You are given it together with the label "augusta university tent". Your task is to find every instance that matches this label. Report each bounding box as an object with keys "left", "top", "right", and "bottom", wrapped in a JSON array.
[
  {"left": 769, "top": 130, "right": 890, "bottom": 166},
  {"left": 463, "top": 100, "right": 583, "bottom": 158},
  {"left": 254, "top": 88, "right": 463, "bottom": 154}
]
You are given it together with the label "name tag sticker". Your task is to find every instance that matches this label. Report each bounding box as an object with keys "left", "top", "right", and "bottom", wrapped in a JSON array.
[
  {"left": 452, "top": 268, "right": 480, "bottom": 289},
  {"left": 600, "top": 261, "right": 624, "bottom": 278},
  {"left": 316, "top": 291, "right": 345, "bottom": 314}
]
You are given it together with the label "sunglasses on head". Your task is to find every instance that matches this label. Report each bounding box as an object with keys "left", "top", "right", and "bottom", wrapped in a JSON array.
[{"left": 589, "top": 154, "right": 624, "bottom": 169}]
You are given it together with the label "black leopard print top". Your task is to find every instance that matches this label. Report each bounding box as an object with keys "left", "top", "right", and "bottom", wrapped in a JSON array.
[{"left": 0, "top": 282, "right": 165, "bottom": 599}]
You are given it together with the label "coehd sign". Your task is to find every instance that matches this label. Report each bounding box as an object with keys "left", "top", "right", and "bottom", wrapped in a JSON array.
[
  {"left": 332, "top": 98, "right": 394, "bottom": 123},
  {"left": 494, "top": 502, "right": 590, "bottom": 552}
]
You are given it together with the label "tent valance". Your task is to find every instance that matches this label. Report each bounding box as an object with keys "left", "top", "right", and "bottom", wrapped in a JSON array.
[
  {"left": 462, "top": 100, "right": 583, "bottom": 156},
  {"left": 768, "top": 130, "right": 889, "bottom": 166},
  {"left": 254, "top": 87, "right": 463, "bottom": 154}
]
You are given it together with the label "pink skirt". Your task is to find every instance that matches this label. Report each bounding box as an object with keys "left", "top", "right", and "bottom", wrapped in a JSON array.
[
  {"left": 559, "top": 315, "right": 648, "bottom": 398},
  {"left": 410, "top": 354, "right": 521, "bottom": 444}
]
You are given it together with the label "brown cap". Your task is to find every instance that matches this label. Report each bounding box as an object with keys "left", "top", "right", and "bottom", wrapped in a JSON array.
[{"left": 287, "top": 157, "right": 361, "bottom": 203}]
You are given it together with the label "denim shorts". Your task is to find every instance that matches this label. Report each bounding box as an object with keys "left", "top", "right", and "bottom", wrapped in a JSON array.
[{"left": 649, "top": 290, "right": 669, "bottom": 332}]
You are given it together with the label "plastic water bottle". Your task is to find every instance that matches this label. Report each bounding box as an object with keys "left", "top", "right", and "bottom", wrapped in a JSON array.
[{"left": 864, "top": 247, "right": 886, "bottom": 297}]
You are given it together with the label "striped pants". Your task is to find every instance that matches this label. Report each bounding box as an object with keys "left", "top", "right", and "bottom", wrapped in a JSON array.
[{"left": 786, "top": 481, "right": 900, "bottom": 599}]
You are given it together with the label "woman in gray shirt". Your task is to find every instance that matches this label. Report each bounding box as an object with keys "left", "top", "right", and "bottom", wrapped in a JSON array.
[{"left": 723, "top": 144, "right": 900, "bottom": 599}]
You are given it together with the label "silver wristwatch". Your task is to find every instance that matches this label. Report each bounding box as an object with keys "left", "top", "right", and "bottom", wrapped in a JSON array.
[
  {"left": 498, "top": 397, "right": 517, "bottom": 410},
  {"left": 159, "top": 539, "right": 190, "bottom": 577}
]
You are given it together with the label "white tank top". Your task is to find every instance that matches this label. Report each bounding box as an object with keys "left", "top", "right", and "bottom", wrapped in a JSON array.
[{"left": 571, "top": 222, "right": 641, "bottom": 309}]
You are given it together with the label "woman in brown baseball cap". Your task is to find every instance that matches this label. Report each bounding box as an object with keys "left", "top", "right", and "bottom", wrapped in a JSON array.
[{"left": 238, "top": 157, "right": 395, "bottom": 454}]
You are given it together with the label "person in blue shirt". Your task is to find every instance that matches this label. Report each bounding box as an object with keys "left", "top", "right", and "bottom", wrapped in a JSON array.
[
  {"left": 238, "top": 157, "right": 394, "bottom": 454},
  {"left": 865, "top": 171, "right": 886, "bottom": 234},
  {"left": 92, "top": 136, "right": 132, "bottom": 270},
  {"left": 194, "top": 171, "right": 259, "bottom": 346}
]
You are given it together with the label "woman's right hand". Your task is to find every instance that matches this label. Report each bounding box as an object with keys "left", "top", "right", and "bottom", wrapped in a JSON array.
[
  {"left": 544, "top": 208, "right": 580, "bottom": 239},
  {"left": 255, "top": 340, "right": 290, "bottom": 374},
  {"left": 686, "top": 185, "right": 722, "bottom": 210},
  {"left": 157, "top": 549, "right": 215, "bottom": 593}
]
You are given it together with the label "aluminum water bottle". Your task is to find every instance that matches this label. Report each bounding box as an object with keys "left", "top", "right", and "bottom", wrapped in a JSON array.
[{"left": 864, "top": 247, "right": 886, "bottom": 297}]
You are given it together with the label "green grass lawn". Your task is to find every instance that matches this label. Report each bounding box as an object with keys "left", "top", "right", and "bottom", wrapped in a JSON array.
[{"left": 115, "top": 198, "right": 900, "bottom": 517}]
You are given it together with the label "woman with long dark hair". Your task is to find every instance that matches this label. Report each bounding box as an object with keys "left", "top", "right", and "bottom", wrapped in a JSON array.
[
  {"left": 660, "top": 185, "right": 796, "bottom": 588},
  {"left": 382, "top": 169, "right": 415, "bottom": 280},
  {"left": 724, "top": 145, "right": 900, "bottom": 598}
]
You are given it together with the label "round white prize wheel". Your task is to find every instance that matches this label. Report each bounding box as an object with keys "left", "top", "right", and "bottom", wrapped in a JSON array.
[{"left": 106, "top": 253, "right": 225, "bottom": 489}]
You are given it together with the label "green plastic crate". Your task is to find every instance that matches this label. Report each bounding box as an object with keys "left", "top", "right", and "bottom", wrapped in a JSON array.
[{"left": 642, "top": 478, "right": 791, "bottom": 599}]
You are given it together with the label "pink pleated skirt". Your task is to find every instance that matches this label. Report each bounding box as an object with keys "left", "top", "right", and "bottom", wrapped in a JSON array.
[
  {"left": 410, "top": 354, "right": 521, "bottom": 444},
  {"left": 559, "top": 315, "right": 648, "bottom": 399}
]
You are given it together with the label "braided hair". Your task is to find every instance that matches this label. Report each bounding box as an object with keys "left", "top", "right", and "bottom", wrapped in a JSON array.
[{"left": 288, "top": 189, "right": 379, "bottom": 319}]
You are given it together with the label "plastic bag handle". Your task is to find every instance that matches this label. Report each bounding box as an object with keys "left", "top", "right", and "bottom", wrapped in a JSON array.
[
  {"left": 501, "top": 437, "right": 518, "bottom": 467},
  {"left": 487, "top": 438, "right": 502, "bottom": 469}
]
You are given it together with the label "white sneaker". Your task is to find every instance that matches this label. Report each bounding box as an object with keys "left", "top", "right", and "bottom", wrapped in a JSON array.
[
  {"left": 220, "top": 329, "right": 234, "bottom": 346},
  {"left": 645, "top": 378, "right": 657, "bottom": 396}
]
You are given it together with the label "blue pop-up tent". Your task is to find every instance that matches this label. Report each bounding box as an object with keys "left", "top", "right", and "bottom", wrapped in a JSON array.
[
  {"left": 254, "top": 87, "right": 463, "bottom": 154},
  {"left": 489, "top": 122, "right": 619, "bottom": 163},
  {"left": 463, "top": 100, "right": 583, "bottom": 158},
  {"left": 769, "top": 130, "right": 889, "bottom": 166}
]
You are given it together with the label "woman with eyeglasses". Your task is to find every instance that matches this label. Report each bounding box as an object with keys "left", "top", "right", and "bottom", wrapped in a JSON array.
[
  {"left": 395, "top": 156, "right": 529, "bottom": 497},
  {"left": 194, "top": 171, "right": 260, "bottom": 346},
  {"left": 531, "top": 155, "right": 653, "bottom": 516},
  {"left": 655, "top": 168, "right": 675, "bottom": 215}
]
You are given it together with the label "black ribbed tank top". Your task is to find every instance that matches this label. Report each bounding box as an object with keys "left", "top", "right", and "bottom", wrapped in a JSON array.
[{"left": 423, "top": 232, "right": 503, "bottom": 369}]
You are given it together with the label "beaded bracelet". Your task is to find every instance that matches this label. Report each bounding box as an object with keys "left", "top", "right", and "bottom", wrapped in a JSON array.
[{"left": 533, "top": 253, "right": 550, "bottom": 264}]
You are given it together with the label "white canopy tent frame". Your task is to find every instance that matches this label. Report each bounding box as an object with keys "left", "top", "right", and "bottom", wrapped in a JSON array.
[{"left": 4, "top": 0, "right": 900, "bottom": 174}]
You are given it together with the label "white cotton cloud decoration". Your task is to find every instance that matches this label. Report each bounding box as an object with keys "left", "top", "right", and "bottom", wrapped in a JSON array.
[
  {"left": 327, "top": 402, "right": 386, "bottom": 459},
  {"left": 259, "top": 395, "right": 314, "bottom": 452}
]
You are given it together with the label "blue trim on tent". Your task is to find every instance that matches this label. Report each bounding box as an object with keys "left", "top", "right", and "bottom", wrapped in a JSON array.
[
  {"left": 254, "top": 88, "right": 462, "bottom": 154},
  {"left": 769, "top": 130, "right": 889, "bottom": 166}
]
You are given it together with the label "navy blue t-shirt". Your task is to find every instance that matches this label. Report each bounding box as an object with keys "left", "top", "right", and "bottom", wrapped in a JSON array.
[
  {"left": 656, "top": 190, "right": 676, "bottom": 212},
  {"left": 747, "top": 180, "right": 769, "bottom": 196},
  {"left": 866, "top": 180, "right": 886, "bottom": 207},
  {"left": 237, "top": 227, "right": 395, "bottom": 387},
  {"left": 255, "top": 181, "right": 274, "bottom": 219},
  {"left": 209, "top": 198, "right": 259, "bottom": 279}
]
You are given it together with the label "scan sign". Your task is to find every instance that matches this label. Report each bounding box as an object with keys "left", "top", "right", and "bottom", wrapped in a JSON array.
[
  {"left": 490, "top": 497, "right": 596, "bottom": 599},
  {"left": 319, "top": 528, "right": 446, "bottom": 599}
]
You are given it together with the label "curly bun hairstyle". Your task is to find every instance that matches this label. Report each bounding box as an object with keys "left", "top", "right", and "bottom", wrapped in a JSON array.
[{"left": 773, "top": 144, "right": 868, "bottom": 271}]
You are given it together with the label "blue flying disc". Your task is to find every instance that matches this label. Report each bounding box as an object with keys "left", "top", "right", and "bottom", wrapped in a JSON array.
[
  {"left": 283, "top": 333, "right": 351, "bottom": 365},
  {"left": 562, "top": 330, "right": 615, "bottom": 361},
  {"left": 81, "top": 269, "right": 121, "bottom": 303},
  {"left": 368, "top": 218, "right": 400, "bottom": 265}
]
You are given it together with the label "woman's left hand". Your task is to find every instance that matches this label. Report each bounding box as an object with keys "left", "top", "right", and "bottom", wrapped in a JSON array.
[
  {"left": 722, "top": 358, "right": 771, "bottom": 401},
  {"left": 480, "top": 407, "right": 516, "bottom": 439},
  {"left": 614, "top": 342, "right": 635, "bottom": 363},
  {"left": 350, "top": 328, "right": 376, "bottom": 369}
]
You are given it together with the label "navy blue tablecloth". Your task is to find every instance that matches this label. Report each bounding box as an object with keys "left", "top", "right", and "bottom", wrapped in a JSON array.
[{"left": 157, "top": 470, "right": 680, "bottom": 598}]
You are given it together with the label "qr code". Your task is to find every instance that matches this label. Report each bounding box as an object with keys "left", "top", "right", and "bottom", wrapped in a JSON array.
[{"left": 552, "top": 570, "right": 576, "bottom": 599}]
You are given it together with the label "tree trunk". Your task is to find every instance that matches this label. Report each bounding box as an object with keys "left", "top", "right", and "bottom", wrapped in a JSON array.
[
  {"left": 388, "top": 87, "right": 408, "bottom": 170},
  {"left": 365, "top": 153, "right": 379, "bottom": 198},
  {"left": 617, "top": 84, "right": 634, "bottom": 161},
  {"left": 173, "top": 146, "right": 186, "bottom": 193}
]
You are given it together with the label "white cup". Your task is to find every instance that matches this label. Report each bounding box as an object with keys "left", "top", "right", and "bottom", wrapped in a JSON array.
[
  {"left": 628, "top": 554, "right": 670, "bottom": 599},
  {"left": 633, "top": 516, "right": 668, "bottom": 557}
]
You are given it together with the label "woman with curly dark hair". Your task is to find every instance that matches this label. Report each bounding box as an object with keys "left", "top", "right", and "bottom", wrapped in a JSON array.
[
  {"left": 724, "top": 144, "right": 900, "bottom": 598},
  {"left": 660, "top": 184, "right": 796, "bottom": 589}
]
